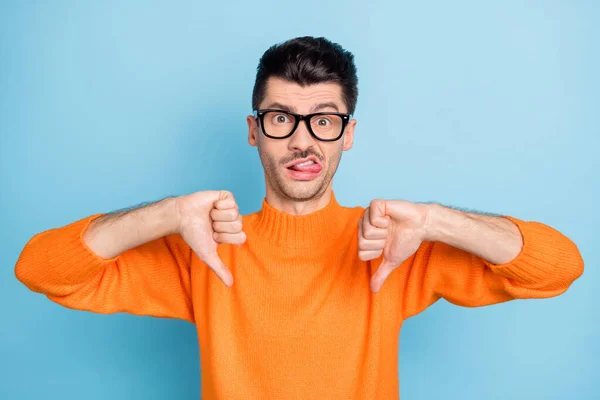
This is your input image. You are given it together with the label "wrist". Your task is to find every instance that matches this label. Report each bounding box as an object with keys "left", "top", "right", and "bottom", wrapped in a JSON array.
[
  {"left": 162, "top": 196, "right": 182, "bottom": 236},
  {"left": 422, "top": 203, "right": 445, "bottom": 242}
]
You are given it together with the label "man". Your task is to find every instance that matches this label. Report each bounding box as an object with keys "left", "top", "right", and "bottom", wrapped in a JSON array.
[{"left": 15, "top": 36, "right": 584, "bottom": 399}]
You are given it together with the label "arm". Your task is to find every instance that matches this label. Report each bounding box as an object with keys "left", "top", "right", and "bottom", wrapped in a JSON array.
[
  {"left": 426, "top": 205, "right": 523, "bottom": 265},
  {"left": 358, "top": 199, "right": 585, "bottom": 320},
  {"left": 83, "top": 196, "right": 181, "bottom": 259},
  {"left": 14, "top": 198, "right": 196, "bottom": 323},
  {"left": 399, "top": 204, "right": 584, "bottom": 320}
]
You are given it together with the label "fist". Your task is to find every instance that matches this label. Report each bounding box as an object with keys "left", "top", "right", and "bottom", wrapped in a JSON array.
[
  {"left": 176, "top": 190, "right": 246, "bottom": 288},
  {"left": 358, "top": 199, "right": 431, "bottom": 293}
]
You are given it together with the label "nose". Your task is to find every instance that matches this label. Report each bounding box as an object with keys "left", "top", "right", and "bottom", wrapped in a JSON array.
[{"left": 288, "top": 118, "right": 316, "bottom": 152}]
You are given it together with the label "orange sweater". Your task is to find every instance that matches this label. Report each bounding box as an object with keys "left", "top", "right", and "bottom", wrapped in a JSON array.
[{"left": 15, "top": 192, "right": 584, "bottom": 399}]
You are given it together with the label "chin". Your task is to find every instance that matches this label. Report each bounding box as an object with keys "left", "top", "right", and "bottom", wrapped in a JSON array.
[{"left": 280, "top": 180, "right": 327, "bottom": 201}]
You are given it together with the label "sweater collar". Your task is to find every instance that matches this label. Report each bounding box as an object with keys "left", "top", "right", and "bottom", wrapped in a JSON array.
[{"left": 251, "top": 191, "right": 350, "bottom": 249}]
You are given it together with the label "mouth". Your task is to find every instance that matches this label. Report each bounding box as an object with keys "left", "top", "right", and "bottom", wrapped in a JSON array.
[{"left": 284, "top": 156, "right": 323, "bottom": 181}]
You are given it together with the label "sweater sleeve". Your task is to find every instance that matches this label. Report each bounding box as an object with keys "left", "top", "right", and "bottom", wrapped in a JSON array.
[
  {"left": 14, "top": 213, "right": 195, "bottom": 323},
  {"left": 398, "top": 216, "right": 584, "bottom": 321}
]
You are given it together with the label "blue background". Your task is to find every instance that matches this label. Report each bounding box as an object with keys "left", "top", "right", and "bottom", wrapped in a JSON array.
[{"left": 1, "top": 1, "right": 598, "bottom": 399}]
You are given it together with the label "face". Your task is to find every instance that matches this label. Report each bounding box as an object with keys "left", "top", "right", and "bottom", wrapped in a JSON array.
[{"left": 246, "top": 77, "right": 356, "bottom": 202}]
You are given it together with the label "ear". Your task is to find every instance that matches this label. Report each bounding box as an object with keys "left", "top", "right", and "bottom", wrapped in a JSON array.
[
  {"left": 247, "top": 115, "right": 258, "bottom": 147},
  {"left": 342, "top": 119, "right": 356, "bottom": 151}
]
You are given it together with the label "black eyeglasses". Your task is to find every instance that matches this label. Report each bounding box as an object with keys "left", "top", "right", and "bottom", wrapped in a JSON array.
[{"left": 253, "top": 109, "right": 352, "bottom": 142}]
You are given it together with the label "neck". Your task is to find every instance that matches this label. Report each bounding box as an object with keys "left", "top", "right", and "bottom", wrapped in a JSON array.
[{"left": 249, "top": 188, "right": 351, "bottom": 249}]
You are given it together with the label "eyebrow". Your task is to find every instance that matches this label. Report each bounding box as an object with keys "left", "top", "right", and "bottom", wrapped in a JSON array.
[{"left": 265, "top": 102, "right": 340, "bottom": 113}]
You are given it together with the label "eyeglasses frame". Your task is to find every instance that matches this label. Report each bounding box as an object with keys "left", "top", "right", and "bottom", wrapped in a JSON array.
[{"left": 253, "top": 108, "right": 352, "bottom": 142}]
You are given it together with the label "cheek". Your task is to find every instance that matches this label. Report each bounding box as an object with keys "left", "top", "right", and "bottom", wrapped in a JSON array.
[
  {"left": 323, "top": 144, "right": 343, "bottom": 165},
  {"left": 257, "top": 140, "right": 284, "bottom": 164}
]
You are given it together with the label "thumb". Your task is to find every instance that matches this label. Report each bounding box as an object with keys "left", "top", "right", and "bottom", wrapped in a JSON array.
[
  {"left": 199, "top": 251, "right": 234, "bottom": 288},
  {"left": 369, "top": 199, "right": 389, "bottom": 229},
  {"left": 370, "top": 257, "right": 396, "bottom": 294},
  {"left": 213, "top": 190, "right": 236, "bottom": 210}
]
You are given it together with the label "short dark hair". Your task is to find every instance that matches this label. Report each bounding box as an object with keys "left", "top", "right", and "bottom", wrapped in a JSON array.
[{"left": 252, "top": 36, "right": 359, "bottom": 115}]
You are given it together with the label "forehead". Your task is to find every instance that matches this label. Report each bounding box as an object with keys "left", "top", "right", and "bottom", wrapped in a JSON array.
[{"left": 261, "top": 76, "right": 346, "bottom": 113}]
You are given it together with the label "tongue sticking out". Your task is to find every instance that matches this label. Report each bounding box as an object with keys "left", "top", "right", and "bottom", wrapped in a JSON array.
[{"left": 290, "top": 163, "right": 322, "bottom": 173}]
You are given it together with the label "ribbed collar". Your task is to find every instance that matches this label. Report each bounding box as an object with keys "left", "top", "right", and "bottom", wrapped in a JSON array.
[{"left": 250, "top": 191, "right": 350, "bottom": 249}]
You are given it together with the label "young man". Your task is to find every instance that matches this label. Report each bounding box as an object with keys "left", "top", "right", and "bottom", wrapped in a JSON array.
[{"left": 15, "top": 36, "right": 584, "bottom": 399}]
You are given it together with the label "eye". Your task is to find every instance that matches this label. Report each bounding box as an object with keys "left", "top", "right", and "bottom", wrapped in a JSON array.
[
  {"left": 273, "top": 113, "right": 291, "bottom": 124},
  {"left": 316, "top": 117, "right": 331, "bottom": 127}
]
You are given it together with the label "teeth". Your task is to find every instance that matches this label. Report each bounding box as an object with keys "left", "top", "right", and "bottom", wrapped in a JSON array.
[{"left": 296, "top": 160, "right": 315, "bottom": 167}]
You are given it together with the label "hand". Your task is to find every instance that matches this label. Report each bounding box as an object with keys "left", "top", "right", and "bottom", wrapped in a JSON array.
[
  {"left": 175, "top": 190, "right": 246, "bottom": 288},
  {"left": 358, "top": 199, "right": 432, "bottom": 293}
]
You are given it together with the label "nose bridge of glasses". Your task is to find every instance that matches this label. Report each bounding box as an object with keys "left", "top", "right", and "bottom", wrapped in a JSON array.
[{"left": 293, "top": 114, "right": 315, "bottom": 136}]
